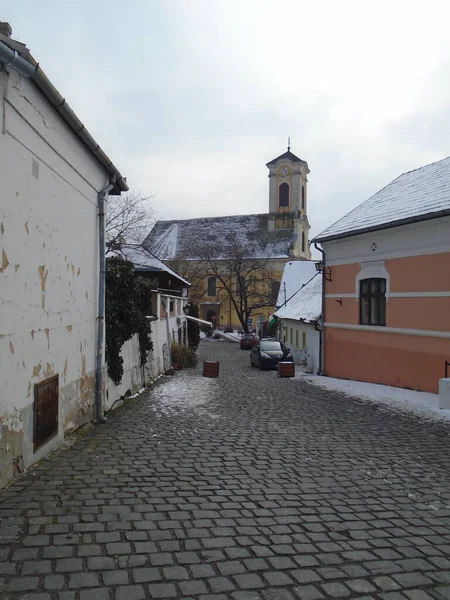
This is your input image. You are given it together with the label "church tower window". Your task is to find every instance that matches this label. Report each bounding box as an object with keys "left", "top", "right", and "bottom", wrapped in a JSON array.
[
  {"left": 301, "top": 231, "right": 305, "bottom": 253},
  {"left": 207, "top": 276, "right": 217, "bottom": 297},
  {"left": 279, "top": 183, "right": 289, "bottom": 207},
  {"left": 301, "top": 185, "right": 305, "bottom": 209}
]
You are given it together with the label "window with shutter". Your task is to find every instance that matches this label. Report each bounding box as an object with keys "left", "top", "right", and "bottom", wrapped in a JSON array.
[{"left": 360, "top": 278, "right": 386, "bottom": 326}]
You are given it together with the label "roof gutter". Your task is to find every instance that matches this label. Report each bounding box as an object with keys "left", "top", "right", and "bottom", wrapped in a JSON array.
[
  {"left": 0, "top": 39, "right": 128, "bottom": 195},
  {"left": 313, "top": 208, "right": 450, "bottom": 244},
  {"left": 185, "top": 315, "right": 213, "bottom": 327}
]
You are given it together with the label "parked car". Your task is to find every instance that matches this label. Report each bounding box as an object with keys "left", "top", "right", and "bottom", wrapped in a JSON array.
[
  {"left": 240, "top": 333, "right": 259, "bottom": 349},
  {"left": 250, "top": 339, "right": 293, "bottom": 369}
]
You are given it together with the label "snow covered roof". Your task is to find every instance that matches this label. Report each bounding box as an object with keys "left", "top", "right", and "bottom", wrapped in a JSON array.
[
  {"left": 276, "top": 260, "right": 318, "bottom": 308},
  {"left": 143, "top": 214, "right": 297, "bottom": 260},
  {"left": 274, "top": 273, "right": 322, "bottom": 323},
  {"left": 314, "top": 156, "right": 450, "bottom": 242},
  {"left": 108, "top": 244, "right": 190, "bottom": 286}
]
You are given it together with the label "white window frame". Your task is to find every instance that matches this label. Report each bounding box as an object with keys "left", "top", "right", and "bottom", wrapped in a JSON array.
[{"left": 355, "top": 260, "right": 390, "bottom": 302}]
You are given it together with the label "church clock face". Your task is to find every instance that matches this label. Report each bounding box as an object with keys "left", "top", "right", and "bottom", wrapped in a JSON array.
[{"left": 280, "top": 166, "right": 289, "bottom": 176}]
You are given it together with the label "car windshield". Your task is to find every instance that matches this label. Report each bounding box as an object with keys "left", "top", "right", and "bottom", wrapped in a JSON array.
[
  {"left": 260, "top": 341, "right": 282, "bottom": 351},
  {"left": 242, "top": 334, "right": 254, "bottom": 339}
]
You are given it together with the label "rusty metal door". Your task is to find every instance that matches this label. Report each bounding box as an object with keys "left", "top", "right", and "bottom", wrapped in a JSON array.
[{"left": 34, "top": 375, "right": 59, "bottom": 451}]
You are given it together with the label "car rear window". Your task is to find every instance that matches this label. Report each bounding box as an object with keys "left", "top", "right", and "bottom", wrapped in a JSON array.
[{"left": 260, "top": 341, "right": 282, "bottom": 350}]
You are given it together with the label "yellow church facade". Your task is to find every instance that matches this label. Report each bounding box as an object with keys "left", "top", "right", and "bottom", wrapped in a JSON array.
[{"left": 144, "top": 148, "right": 312, "bottom": 331}]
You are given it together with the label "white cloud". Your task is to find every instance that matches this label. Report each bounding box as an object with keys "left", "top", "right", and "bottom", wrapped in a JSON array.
[{"left": 4, "top": 0, "right": 450, "bottom": 239}]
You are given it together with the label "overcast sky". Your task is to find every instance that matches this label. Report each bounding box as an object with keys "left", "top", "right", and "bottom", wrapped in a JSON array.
[{"left": 4, "top": 1, "right": 450, "bottom": 241}]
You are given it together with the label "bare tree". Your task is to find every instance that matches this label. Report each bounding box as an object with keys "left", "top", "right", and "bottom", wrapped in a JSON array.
[
  {"left": 169, "top": 256, "right": 209, "bottom": 302},
  {"left": 106, "top": 191, "right": 155, "bottom": 252},
  {"left": 183, "top": 233, "right": 278, "bottom": 333}
]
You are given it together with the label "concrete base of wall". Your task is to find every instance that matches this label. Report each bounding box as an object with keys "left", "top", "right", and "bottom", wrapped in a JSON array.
[
  {"left": 0, "top": 371, "right": 96, "bottom": 490},
  {"left": 439, "top": 378, "right": 450, "bottom": 409}
]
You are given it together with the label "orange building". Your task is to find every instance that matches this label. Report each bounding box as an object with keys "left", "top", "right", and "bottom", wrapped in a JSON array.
[{"left": 313, "top": 157, "right": 450, "bottom": 393}]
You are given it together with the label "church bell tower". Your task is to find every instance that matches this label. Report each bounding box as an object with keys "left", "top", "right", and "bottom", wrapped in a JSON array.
[{"left": 266, "top": 142, "right": 311, "bottom": 259}]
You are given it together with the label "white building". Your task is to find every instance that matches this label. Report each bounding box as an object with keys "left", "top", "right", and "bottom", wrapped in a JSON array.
[
  {"left": 275, "top": 272, "right": 322, "bottom": 374},
  {"left": 0, "top": 23, "right": 128, "bottom": 488},
  {"left": 105, "top": 245, "right": 191, "bottom": 408}
]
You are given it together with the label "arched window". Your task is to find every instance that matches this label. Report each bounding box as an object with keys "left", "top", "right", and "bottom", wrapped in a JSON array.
[
  {"left": 207, "top": 276, "right": 217, "bottom": 297},
  {"left": 301, "top": 232, "right": 305, "bottom": 252},
  {"left": 236, "top": 275, "right": 244, "bottom": 296},
  {"left": 279, "top": 183, "right": 289, "bottom": 207},
  {"left": 271, "top": 281, "right": 281, "bottom": 303},
  {"left": 301, "top": 185, "right": 305, "bottom": 209}
]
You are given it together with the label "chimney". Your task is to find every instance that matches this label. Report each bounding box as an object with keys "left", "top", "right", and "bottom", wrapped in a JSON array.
[{"left": 0, "top": 22, "right": 12, "bottom": 38}]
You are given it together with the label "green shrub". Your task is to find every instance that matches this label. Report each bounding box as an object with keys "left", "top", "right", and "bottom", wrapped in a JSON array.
[
  {"left": 171, "top": 343, "right": 197, "bottom": 369},
  {"left": 105, "top": 256, "right": 156, "bottom": 385}
]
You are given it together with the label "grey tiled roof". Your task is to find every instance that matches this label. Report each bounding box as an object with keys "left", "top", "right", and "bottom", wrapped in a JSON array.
[
  {"left": 314, "top": 156, "right": 450, "bottom": 242},
  {"left": 108, "top": 244, "right": 190, "bottom": 285},
  {"left": 266, "top": 150, "right": 305, "bottom": 166},
  {"left": 143, "top": 214, "right": 297, "bottom": 260}
]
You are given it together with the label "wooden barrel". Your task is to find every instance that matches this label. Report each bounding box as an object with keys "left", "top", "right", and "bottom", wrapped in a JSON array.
[
  {"left": 278, "top": 362, "right": 295, "bottom": 378},
  {"left": 203, "top": 361, "right": 220, "bottom": 378}
]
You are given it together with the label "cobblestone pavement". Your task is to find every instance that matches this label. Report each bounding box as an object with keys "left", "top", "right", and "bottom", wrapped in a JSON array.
[{"left": 1, "top": 340, "right": 450, "bottom": 600}]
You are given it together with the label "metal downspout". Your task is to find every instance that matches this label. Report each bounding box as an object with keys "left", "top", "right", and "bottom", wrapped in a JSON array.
[
  {"left": 96, "top": 177, "right": 116, "bottom": 423},
  {"left": 314, "top": 242, "right": 325, "bottom": 375},
  {"left": 0, "top": 41, "right": 36, "bottom": 77}
]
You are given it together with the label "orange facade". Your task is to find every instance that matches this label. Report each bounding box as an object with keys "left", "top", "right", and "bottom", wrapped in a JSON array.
[{"left": 324, "top": 251, "right": 450, "bottom": 393}]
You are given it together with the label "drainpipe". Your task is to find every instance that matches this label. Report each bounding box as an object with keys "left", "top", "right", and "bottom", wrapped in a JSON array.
[
  {"left": 314, "top": 242, "right": 325, "bottom": 375},
  {"left": 0, "top": 40, "right": 36, "bottom": 78},
  {"left": 96, "top": 177, "right": 116, "bottom": 423}
]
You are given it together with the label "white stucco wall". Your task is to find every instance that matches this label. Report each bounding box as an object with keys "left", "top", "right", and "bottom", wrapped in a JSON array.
[
  {"left": 0, "top": 68, "right": 110, "bottom": 486},
  {"left": 104, "top": 293, "right": 189, "bottom": 411},
  {"left": 281, "top": 319, "right": 320, "bottom": 374}
]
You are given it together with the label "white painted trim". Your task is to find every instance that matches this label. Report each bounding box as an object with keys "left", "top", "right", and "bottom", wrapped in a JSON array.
[
  {"left": 389, "top": 291, "right": 450, "bottom": 298},
  {"left": 327, "top": 245, "right": 450, "bottom": 265},
  {"left": 325, "top": 322, "right": 450, "bottom": 339},
  {"left": 325, "top": 293, "right": 356, "bottom": 299},
  {"left": 322, "top": 216, "right": 450, "bottom": 266},
  {"left": 326, "top": 291, "right": 450, "bottom": 298},
  {"left": 355, "top": 261, "right": 390, "bottom": 299}
]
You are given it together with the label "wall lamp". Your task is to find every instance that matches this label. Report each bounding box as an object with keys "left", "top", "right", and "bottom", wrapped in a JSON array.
[
  {"left": 315, "top": 260, "right": 332, "bottom": 282},
  {"left": 183, "top": 303, "right": 191, "bottom": 315}
]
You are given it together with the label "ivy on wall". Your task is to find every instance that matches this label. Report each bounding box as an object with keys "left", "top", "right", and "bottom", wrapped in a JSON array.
[{"left": 105, "top": 257, "right": 156, "bottom": 385}]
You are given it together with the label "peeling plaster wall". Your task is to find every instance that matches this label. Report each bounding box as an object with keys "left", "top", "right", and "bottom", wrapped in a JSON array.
[
  {"left": 0, "top": 69, "right": 110, "bottom": 488},
  {"left": 105, "top": 335, "right": 144, "bottom": 410}
]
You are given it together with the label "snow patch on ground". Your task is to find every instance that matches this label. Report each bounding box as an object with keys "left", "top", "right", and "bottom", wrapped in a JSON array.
[
  {"left": 201, "top": 330, "right": 242, "bottom": 343},
  {"left": 151, "top": 372, "right": 219, "bottom": 418},
  {"left": 296, "top": 373, "right": 450, "bottom": 422}
]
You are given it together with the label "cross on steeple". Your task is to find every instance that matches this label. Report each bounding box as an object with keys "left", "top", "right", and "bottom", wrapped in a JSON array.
[{"left": 287, "top": 136, "right": 291, "bottom": 151}]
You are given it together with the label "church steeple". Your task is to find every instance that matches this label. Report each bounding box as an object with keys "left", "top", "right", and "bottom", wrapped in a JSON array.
[{"left": 266, "top": 146, "right": 311, "bottom": 259}]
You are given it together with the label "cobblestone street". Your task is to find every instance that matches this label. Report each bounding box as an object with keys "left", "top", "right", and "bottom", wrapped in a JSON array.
[{"left": 1, "top": 340, "right": 450, "bottom": 600}]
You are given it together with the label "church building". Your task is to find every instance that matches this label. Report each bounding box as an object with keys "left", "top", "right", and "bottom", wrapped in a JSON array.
[{"left": 143, "top": 147, "right": 312, "bottom": 329}]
